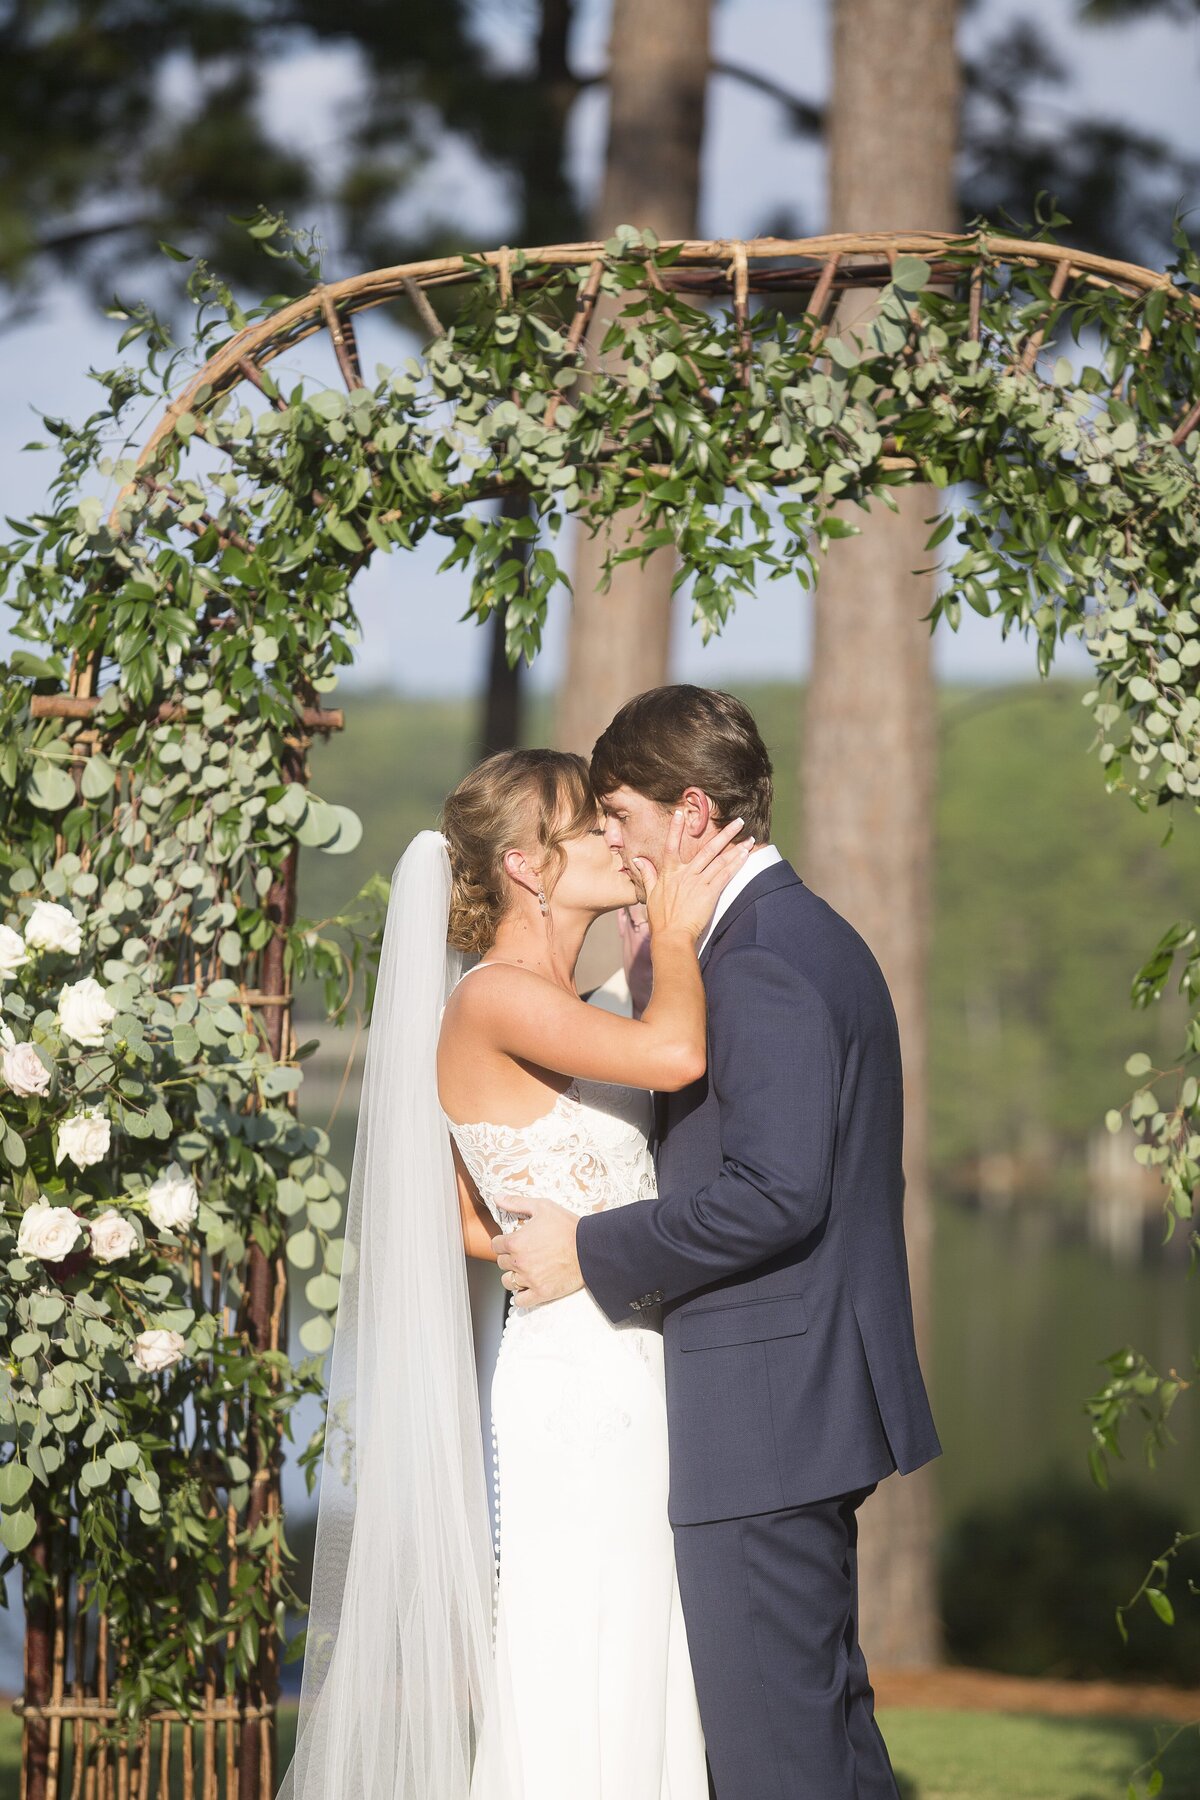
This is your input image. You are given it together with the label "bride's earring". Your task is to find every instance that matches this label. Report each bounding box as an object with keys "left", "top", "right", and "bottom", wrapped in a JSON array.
[{"left": 537, "top": 887, "right": 549, "bottom": 916}]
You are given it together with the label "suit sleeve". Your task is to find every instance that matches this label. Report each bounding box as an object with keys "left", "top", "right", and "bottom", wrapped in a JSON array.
[{"left": 576, "top": 944, "right": 841, "bottom": 1323}]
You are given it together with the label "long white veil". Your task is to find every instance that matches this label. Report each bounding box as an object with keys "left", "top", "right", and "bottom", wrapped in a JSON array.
[{"left": 275, "top": 829, "right": 511, "bottom": 1800}]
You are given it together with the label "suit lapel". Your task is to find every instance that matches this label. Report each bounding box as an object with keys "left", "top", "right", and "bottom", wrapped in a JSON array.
[
  {"left": 653, "top": 862, "right": 802, "bottom": 1163},
  {"left": 698, "top": 859, "right": 802, "bottom": 973}
]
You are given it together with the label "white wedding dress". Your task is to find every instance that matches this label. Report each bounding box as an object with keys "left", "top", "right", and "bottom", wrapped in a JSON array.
[{"left": 444, "top": 996, "right": 708, "bottom": 1800}]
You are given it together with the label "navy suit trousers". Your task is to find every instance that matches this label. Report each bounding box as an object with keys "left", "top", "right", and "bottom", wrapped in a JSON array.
[{"left": 671, "top": 1487, "right": 900, "bottom": 1800}]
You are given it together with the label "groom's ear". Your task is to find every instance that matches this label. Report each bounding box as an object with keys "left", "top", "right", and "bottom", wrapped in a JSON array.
[{"left": 678, "top": 786, "right": 715, "bottom": 836}]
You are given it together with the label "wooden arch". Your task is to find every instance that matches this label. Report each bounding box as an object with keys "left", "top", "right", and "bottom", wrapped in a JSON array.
[
  {"left": 16, "top": 229, "right": 1199, "bottom": 1800},
  {"left": 121, "top": 228, "right": 1193, "bottom": 475}
]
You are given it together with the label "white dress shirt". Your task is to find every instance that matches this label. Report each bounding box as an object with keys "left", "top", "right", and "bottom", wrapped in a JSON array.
[
  {"left": 697, "top": 843, "right": 784, "bottom": 957},
  {"left": 585, "top": 967, "right": 634, "bottom": 1017}
]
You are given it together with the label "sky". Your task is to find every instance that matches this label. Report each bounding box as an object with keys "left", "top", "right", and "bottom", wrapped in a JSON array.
[{"left": 2, "top": 0, "right": 1197, "bottom": 698}]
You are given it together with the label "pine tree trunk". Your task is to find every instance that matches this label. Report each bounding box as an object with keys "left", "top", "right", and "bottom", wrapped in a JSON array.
[
  {"left": 481, "top": 0, "right": 583, "bottom": 756},
  {"left": 803, "top": 0, "right": 960, "bottom": 1666},
  {"left": 554, "top": 0, "right": 712, "bottom": 755}
]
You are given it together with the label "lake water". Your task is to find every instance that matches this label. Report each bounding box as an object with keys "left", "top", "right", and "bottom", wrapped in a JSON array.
[{"left": 934, "top": 1197, "right": 1199, "bottom": 1531}]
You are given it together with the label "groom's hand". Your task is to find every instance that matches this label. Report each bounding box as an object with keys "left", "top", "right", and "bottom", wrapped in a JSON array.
[{"left": 493, "top": 1198, "right": 583, "bottom": 1309}]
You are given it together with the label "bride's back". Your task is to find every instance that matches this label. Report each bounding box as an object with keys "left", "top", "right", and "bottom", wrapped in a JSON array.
[
  {"left": 441, "top": 963, "right": 657, "bottom": 1233},
  {"left": 438, "top": 960, "right": 578, "bottom": 1132}
]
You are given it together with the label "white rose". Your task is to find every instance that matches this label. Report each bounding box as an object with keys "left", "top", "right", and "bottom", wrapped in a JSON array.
[
  {"left": 56, "top": 977, "right": 116, "bottom": 1048},
  {"left": 25, "top": 900, "right": 83, "bottom": 956},
  {"left": 2, "top": 1040, "right": 51, "bottom": 1097},
  {"left": 0, "top": 924, "right": 28, "bottom": 979},
  {"left": 132, "top": 1328, "right": 186, "bottom": 1373},
  {"left": 17, "top": 1198, "right": 86, "bottom": 1263},
  {"left": 0, "top": 1018, "right": 18, "bottom": 1050},
  {"left": 54, "top": 1106, "right": 111, "bottom": 1170},
  {"left": 88, "top": 1208, "right": 139, "bottom": 1263},
  {"left": 145, "top": 1161, "right": 199, "bottom": 1234}
]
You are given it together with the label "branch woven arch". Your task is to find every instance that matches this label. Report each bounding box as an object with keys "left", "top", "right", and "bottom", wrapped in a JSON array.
[
  {"left": 1, "top": 219, "right": 1199, "bottom": 1795},
  {"left": 121, "top": 229, "right": 1188, "bottom": 480}
]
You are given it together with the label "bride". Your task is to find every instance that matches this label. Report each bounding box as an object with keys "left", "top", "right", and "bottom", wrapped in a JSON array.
[{"left": 276, "top": 746, "right": 750, "bottom": 1800}]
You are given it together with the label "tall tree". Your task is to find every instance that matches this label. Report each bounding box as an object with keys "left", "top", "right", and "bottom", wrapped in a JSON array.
[
  {"left": 477, "top": 0, "right": 585, "bottom": 759},
  {"left": 553, "top": 0, "right": 712, "bottom": 757},
  {"left": 801, "top": 0, "right": 960, "bottom": 1667}
]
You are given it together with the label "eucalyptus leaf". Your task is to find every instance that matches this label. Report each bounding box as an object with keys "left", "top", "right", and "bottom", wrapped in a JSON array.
[
  {"left": 307, "top": 1197, "right": 341, "bottom": 1231},
  {"left": 26, "top": 764, "right": 78, "bottom": 812},
  {"left": 891, "top": 256, "right": 931, "bottom": 292},
  {"left": 79, "top": 1458, "right": 112, "bottom": 1492},
  {"left": 287, "top": 1228, "right": 317, "bottom": 1270},
  {"left": 276, "top": 1179, "right": 308, "bottom": 1217},
  {"left": 305, "top": 1272, "right": 341, "bottom": 1311},
  {"left": 0, "top": 1462, "right": 34, "bottom": 1505},
  {"left": 0, "top": 1504, "right": 36, "bottom": 1553},
  {"left": 299, "top": 1314, "right": 334, "bottom": 1354}
]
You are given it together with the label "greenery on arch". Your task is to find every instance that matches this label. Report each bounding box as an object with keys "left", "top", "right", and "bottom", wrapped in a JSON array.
[{"left": 0, "top": 213, "right": 1199, "bottom": 1726}]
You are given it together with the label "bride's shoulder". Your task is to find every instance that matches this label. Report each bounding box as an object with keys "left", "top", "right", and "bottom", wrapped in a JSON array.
[{"left": 446, "top": 960, "right": 560, "bottom": 1021}]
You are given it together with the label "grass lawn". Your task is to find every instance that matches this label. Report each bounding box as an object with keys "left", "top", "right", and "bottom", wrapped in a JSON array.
[
  {"left": 3, "top": 1701, "right": 1197, "bottom": 1797},
  {"left": 879, "top": 1707, "right": 1200, "bottom": 1800}
]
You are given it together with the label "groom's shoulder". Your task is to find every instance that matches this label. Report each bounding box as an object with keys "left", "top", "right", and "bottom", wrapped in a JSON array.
[
  {"left": 735, "top": 860, "right": 845, "bottom": 939},
  {"left": 734, "top": 866, "right": 890, "bottom": 993},
  {"left": 708, "top": 868, "right": 900, "bottom": 1051}
]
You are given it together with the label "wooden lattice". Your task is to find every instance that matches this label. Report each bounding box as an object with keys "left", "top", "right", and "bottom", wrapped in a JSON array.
[{"left": 14, "top": 229, "right": 1199, "bottom": 1800}]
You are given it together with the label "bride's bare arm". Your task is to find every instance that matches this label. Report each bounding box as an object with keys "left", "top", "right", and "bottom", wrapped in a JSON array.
[{"left": 456, "top": 815, "right": 751, "bottom": 1093}]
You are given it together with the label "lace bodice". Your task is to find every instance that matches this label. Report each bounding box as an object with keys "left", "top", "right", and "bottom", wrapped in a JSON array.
[{"left": 446, "top": 1074, "right": 657, "bottom": 1231}]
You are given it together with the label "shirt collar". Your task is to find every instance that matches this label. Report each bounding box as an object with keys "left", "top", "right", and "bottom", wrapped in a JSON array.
[{"left": 697, "top": 843, "right": 784, "bottom": 956}]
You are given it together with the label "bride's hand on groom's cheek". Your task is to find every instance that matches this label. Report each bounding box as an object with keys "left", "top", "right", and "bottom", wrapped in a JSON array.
[
  {"left": 627, "top": 857, "right": 655, "bottom": 904},
  {"left": 492, "top": 1198, "right": 584, "bottom": 1309}
]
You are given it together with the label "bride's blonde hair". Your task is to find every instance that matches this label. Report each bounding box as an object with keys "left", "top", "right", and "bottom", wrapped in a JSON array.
[{"left": 441, "top": 748, "right": 597, "bottom": 955}]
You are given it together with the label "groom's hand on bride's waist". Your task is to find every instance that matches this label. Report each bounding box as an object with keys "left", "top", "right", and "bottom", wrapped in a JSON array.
[{"left": 493, "top": 1198, "right": 583, "bottom": 1309}]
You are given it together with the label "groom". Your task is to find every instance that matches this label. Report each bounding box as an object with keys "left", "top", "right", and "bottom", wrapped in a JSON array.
[{"left": 496, "top": 684, "right": 941, "bottom": 1800}]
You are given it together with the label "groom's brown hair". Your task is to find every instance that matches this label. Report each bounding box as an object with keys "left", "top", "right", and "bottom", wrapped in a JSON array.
[{"left": 590, "top": 685, "right": 773, "bottom": 842}]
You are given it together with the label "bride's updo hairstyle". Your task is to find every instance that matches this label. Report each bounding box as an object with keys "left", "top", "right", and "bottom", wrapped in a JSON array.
[{"left": 441, "top": 748, "right": 597, "bottom": 955}]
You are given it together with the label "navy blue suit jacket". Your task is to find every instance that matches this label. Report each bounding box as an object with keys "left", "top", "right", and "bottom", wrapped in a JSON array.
[{"left": 576, "top": 860, "right": 941, "bottom": 1524}]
